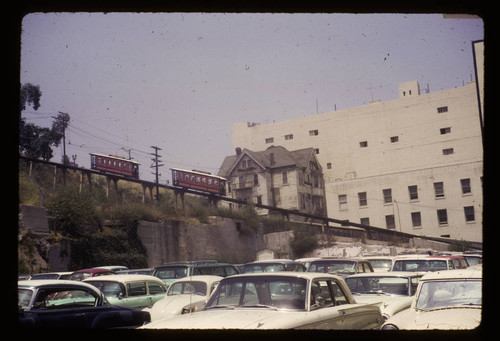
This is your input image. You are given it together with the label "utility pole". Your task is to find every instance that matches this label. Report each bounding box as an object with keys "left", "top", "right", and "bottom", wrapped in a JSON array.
[{"left": 150, "top": 146, "right": 164, "bottom": 201}]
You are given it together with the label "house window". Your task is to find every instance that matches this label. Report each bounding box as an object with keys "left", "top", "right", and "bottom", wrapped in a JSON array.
[
  {"left": 411, "top": 212, "right": 422, "bottom": 228},
  {"left": 383, "top": 188, "right": 392, "bottom": 204},
  {"left": 253, "top": 174, "right": 259, "bottom": 185},
  {"left": 437, "top": 106, "right": 448, "bottom": 113},
  {"left": 360, "top": 217, "right": 370, "bottom": 226},
  {"left": 359, "top": 141, "right": 368, "bottom": 148},
  {"left": 327, "top": 163, "right": 332, "bottom": 169},
  {"left": 298, "top": 171, "right": 304, "bottom": 185},
  {"left": 464, "top": 206, "right": 475, "bottom": 222},
  {"left": 282, "top": 171, "right": 288, "bottom": 184},
  {"left": 460, "top": 178, "right": 471, "bottom": 194},
  {"left": 440, "top": 127, "right": 451, "bottom": 134},
  {"left": 265, "top": 137, "right": 274, "bottom": 144},
  {"left": 385, "top": 215, "right": 396, "bottom": 229},
  {"left": 408, "top": 185, "right": 418, "bottom": 201},
  {"left": 434, "top": 182, "right": 445, "bottom": 198},
  {"left": 314, "top": 148, "right": 319, "bottom": 154},
  {"left": 437, "top": 209, "right": 448, "bottom": 225},
  {"left": 358, "top": 192, "right": 367, "bottom": 207},
  {"left": 256, "top": 196, "right": 262, "bottom": 205},
  {"left": 309, "top": 129, "right": 319, "bottom": 136},
  {"left": 300, "top": 194, "right": 306, "bottom": 209},
  {"left": 442, "top": 148, "right": 454, "bottom": 155},
  {"left": 338, "top": 194, "right": 347, "bottom": 210},
  {"left": 285, "top": 134, "right": 293, "bottom": 140},
  {"left": 390, "top": 136, "right": 399, "bottom": 143}
]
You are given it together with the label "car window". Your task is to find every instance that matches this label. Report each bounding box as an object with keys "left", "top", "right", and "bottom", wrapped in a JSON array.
[
  {"left": 127, "top": 282, "right": 147, "bottom": 297},
  {"left": 30, "top": 287, "right": 98, "bottom": 309},
  {"left": 310, "top": 280, "right": 333, "bottom": 309},
  {"left": 148, "top": 282, "right": 166, "bottom": 295},
  {"left": 167, "top": 281, "right": 207, "bottom": 296},
  {"left": 86, "top": 281, "right": 125, "bottom": 298},
  {"left": 330, "top": 280, "right": 349, "bottom": 305},
  {"left": 18, "top": 289, "right": 33, "bottom": 309},
  {"left": 155, "top": 267, "right": 188, "bottom": 280}
]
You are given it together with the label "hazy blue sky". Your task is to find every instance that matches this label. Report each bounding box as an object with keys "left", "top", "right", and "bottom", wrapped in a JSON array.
[{"left": 20, "top": 12, "right": 483, "bottom": 183}]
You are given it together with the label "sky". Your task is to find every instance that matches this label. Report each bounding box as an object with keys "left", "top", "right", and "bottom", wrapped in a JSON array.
[{"left": 20, "top": 12, "right": 484, "bottom": 183}]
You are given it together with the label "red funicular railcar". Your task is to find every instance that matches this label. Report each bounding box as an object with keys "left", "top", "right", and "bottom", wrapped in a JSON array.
[
  {"left": 90, "top": 153, "right": 140, "bottom": 179},
  {"left": 171, "top": 168, "right": 227, "bottom": 196}
]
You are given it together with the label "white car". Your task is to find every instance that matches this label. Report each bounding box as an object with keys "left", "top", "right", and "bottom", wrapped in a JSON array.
[
  {"left": 345, "top": 272, "right": 422, "bottom": 321},
  {"left": 140, "top": 272, "right": 382, "bottom": 329},
  {"left": 84, "top": 274, "right": 167, "bottom": 310},
  {"left": 363, "top": 257, "right": 394, "bottom": 272},
  {"left": 391, "top": 256, "right": 455, "bottom": 272},
  {"left": 381, "top": 267, "right": 482, "bottom": 330},
  {"left": 144, "top": 275, "right": 222, "bottom": 321}
]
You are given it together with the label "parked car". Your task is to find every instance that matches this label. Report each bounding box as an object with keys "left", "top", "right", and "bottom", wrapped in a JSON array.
[
  {"left": 241, "top": 259, "right": 306, "bottom": 273},
  {"left": 152, "top": 261, "right": 238, "bottom": 286},
  {"left": 28, "top": 272, "right": 72, "bottom": 280},
  {"left": 391, "top": 256, "right": 455, "bottom": 273},
  {"left": 432, "top": 255, "right": 469, "bottom": 269},
  {"left": 18, "top": 280, "right": 150, "bottom": 328},
  {"left": 345, "top": 272, "right": 423, "bottom": 321},
  {"left": 84, "top": 274, "right": 167, "bottom": 310},
  {"left": 140, "top": 272, "right": 382, "bottom": 329},
  {"left": 68, "top": 268, "right": 115, "bottom": 281},
  {"left": 363, "top": 256, "right": 394, "bottom": 272},
  {"left": 144, "top": 275, "right": 222, "bottom": 321},
  {"left": 381, "top": 267, "right": 482, "bottom": 330},
  {"left": 463, "top": 253, "right": 482, "bottom": 267},
  {"left": 307, "top": 258, "right": 374, "bottom": 278},
  {"left": 93, "top": 265, "right": 128, "bottom": 272}
]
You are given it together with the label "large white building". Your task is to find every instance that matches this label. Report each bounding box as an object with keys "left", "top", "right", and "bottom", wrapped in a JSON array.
[{"left": 232, "top": 79, "right": 483, "bottom": 243}]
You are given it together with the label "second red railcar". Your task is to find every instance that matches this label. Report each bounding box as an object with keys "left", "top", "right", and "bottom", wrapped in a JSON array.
[{"left": 171, "top": 168, "right": 227, "bottom": 196}]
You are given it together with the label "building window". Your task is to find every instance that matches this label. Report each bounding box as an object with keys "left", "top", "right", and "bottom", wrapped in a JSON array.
[
  {"left": 383, "top": 188, "right": 392, "bottom": 204},
  {"left": 437, "top": 106, "right": 448, "bottom": 113},
  {"left": 300, "top": 194, "right": 306, "bottom": 209},
  {"left": 440, "top": 127, "right": 451, "bottom": 134},
  {"left": 408, "top": 185, "right": 418, "bottom": 201},
  {"left": 437, "top": 209, "right": 448, "bottom": 225},
  {"left": 464, "top": 206, "right": 475, "bottom": 222},
  {"left": 359, "top": 141, "right": 368, "bottom": 148},
  {"left": 385, "top": 215, "right": 396, "bottom": 229},
  {"left": 339, "top": 194, "right": 347, "bottom": 211},
  {"left": 360, "top": 217, "right": 370, "bottom": 226},
  {"left": 411, "top": 212, "right": 422, "bottom": 228},
  {"left": 314, "top": 148, "right": 319, "bottom": 154},
  {"left": 434, "top": 182, "right": 445, "bottom": 198},
  {"left": 265, "top": 137, "right": 274, "bottom": 143},
  {"left": 253, "top": 173, "right": 259, "bottom": 185},
  {"left": 282, "top": 171, "right": 288, "bottom": 184},
  {"left": 256, "top": 196, "right": 262, "bottom": 205},
  {"left": 390, "top": 136, "right": 399, "bottom": 143},
  {"left": 327, "top": 163, "right": 332, "bottom": 169},
  {"left": 298, "top": 171, "right": 304, "bottom": 185},
  {"left": 460, "top": 178, "right": 471, "bottom": 194},
  {"left": 358, "top": 192, "right": 367, "bottom": 207},
  {"left": 284, "top": 134, "right": 293, "bottom": 140},
  {"left": 309, "top": 129, "right": 319, "bottom": 136},
  {"left": 442, "top": 148, "right": 454, "bottom": 155}
]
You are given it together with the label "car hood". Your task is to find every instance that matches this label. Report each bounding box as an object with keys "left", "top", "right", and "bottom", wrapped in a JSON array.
[
  {"left": 141, "top": 308, "right": 314, "bottom": 329},
  {"left": 146, "top": 295, "right": 206, "bottom": 321},
  {"left": 353, "top": 295, "right": 413, "bottom": 317},
  {"left": 384, "top": 306, "right": 481, "bottom": 330}
]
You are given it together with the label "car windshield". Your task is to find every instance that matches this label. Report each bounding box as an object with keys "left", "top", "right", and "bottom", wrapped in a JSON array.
[
  {"left": 242, "top": 264, "right": 287, "bottom": 273},
  {"left": 205, "top": 276, "right": 307, "bottom": 310},
  {"left": 308, "top": 260, "right": 356, "bottom": 275},
  {"left": 346, "top": 276, "right": 419, "bottom": 296},
  {"left": 155, "top": 267, "right": 188, "bottom": 280},
  {"left": 393, "top": 259, "right": 448, "bottom": 272},
  {"left": 18, "top": 288, "right": 33, "bottom": 309},
  {"left": 369, "top": 260, "right": 392, "bottom": 269},
  {"left": 415, "top": 279, "right": 481, "bottom": 310},
  {"left": 168, "top": 281, "right": 208, "bottom": 296},
  {"left": 85, "top": 281, "right": 126, "bottom": 298}
]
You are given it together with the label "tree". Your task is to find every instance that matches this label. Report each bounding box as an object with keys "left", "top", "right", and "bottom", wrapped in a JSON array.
[{"left": 20, "top": 83, "right": 42, "bottom": 111}]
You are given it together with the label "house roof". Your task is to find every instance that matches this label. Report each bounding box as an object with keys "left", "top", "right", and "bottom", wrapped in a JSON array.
[{"left": 218, "top": 145, "right": 320, "bottom": 178}]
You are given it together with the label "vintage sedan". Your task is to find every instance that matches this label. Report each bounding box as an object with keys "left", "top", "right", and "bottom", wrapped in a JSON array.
[
  {"left": 345, "top": 272, "right": 422, "bottom": 321},
  {"left": 241, "top": 259, "right": 306, "bottom": 273},
  {"left": 68, "top": 268, "right": 115, "bottom": 281},
  {"left": 144, "top": 275, "right": 222, "bottom": 321},
  {"left": 391, "top": 256, "right": 455, "bottom": 273},
  {"left": 18, "top": 280, "right": 150, "bottom": 328},
  {"left": 140, "top": 272, "right": 382, "bottom": 329},
  {"left": 363, "top": 256, "right": 394, "bottom": 272},
  {"left": 381, "top": 267, "right": 482, "bottom": 330},
  {"left": 84, "top": 274, "right": 167, "bottom": 310}
]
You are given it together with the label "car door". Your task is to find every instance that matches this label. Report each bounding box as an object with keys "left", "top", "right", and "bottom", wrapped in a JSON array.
[
  {"left": 147, "top": 281, "right": 167, "bottom": 306},
  {"left": 121, "top": 281, "right": 148, "bottom": 309},
  {"left": 306, "top": 279, "right": 344, "bottom": 329}
]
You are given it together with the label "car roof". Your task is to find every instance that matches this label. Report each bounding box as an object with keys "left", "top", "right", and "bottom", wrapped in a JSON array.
[
  {"left": 223, "top": 271, "right": 344, "bottom": 281},
  {"left": 83, "top": 274, "right": 165, "bottom": 283},
  {"left": 18, "top": 279, "right": 102, "bottom": 292},
  {"left": 309, "top": 257, "right": 369, "bottom": 262},
  {"left": 169, "top": 275, "right": 224, "bottom": 284},
  {"left": 71, "top": 268, "right": 115, "bottom": 274},
  {"left": 244, "top": 259, "right": 300, "bottom": 264},
  {"left": 420, "top": 268, "right": 482, "bottom": 281},
  {"left": 345, "top": 271, "right": 423, "bottom": 279}
]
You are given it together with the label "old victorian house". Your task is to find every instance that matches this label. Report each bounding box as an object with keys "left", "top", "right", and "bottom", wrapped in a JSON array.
[{"left": 218, "top": 145, "right": 327, "bottom": 220}]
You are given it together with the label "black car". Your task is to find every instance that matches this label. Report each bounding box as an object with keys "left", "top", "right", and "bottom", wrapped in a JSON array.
[{"left": 18, "top": 280, "right": 150, "bottom": 328}]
